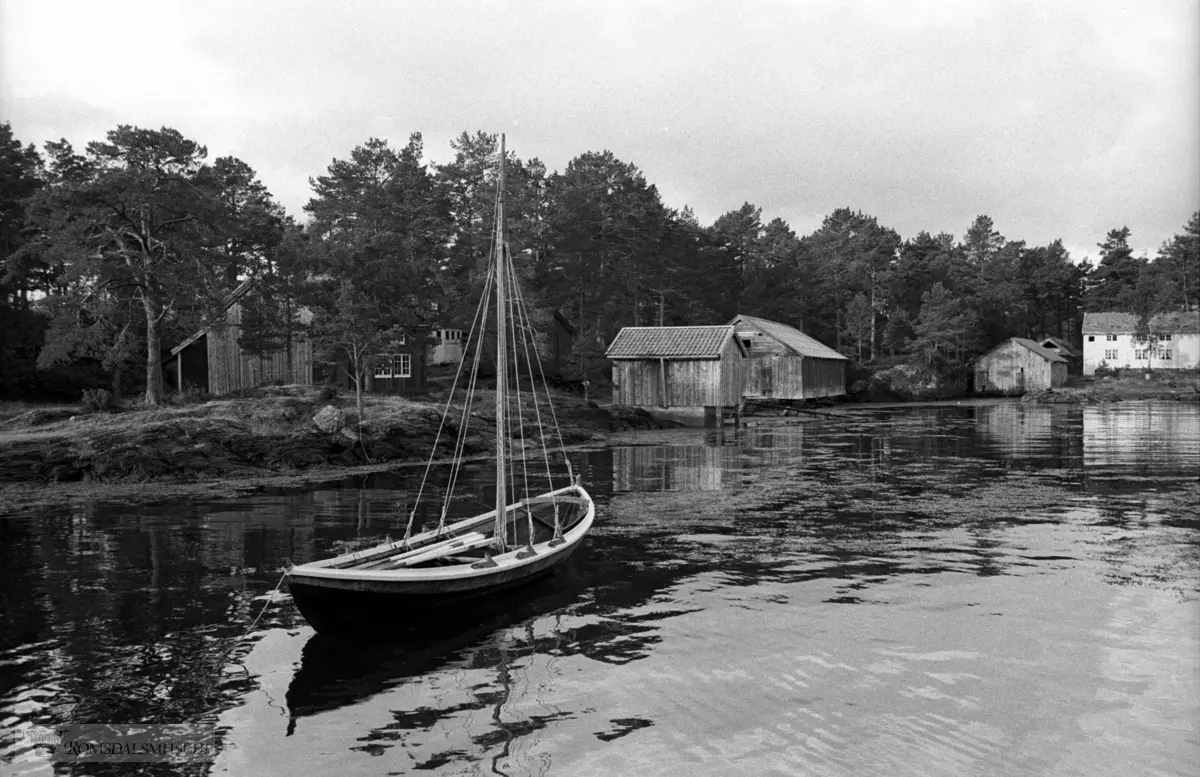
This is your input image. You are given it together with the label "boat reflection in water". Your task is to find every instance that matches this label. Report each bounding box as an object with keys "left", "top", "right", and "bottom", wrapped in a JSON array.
[{"left": 285, "top": 578, "right": 580, "bottom": 725}]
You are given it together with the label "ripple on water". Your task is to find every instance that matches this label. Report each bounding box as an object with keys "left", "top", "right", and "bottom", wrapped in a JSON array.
[{"left": 1, "top": 402, "right": 1197, "bottom": 775}]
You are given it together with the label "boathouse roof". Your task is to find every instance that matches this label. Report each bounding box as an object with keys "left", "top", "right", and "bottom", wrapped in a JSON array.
[
  {"left": 1006, "top": 337, "right": 1068, "bottom": 363},
  {"left": 605, "top": 326, "right": 744, "bottom": 359},
  {"left": 1038, "top": 336, "right": 1078, "bottom": 357},
  {"left": 729, "top": 314, "right": 846, "bottom": 360}
]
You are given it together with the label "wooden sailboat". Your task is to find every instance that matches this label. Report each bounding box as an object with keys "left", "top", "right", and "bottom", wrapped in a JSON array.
[{"left": 288, "top": 135, "right": 595, "bottom": 634}]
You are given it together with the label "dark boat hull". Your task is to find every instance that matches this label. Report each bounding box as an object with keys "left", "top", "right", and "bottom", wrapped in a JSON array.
[{"left": 289, "top": 541, "right": 582, "bottom": 634}]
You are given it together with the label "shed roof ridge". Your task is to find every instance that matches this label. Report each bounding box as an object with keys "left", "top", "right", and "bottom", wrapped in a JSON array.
[
  {"left": 1008, "top": 336, "right": 1067, "bottom": 362},
  {"left": 729, "top": 313, "right": 847, "bottom": 361}
]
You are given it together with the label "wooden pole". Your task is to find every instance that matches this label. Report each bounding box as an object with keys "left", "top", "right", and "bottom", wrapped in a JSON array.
[
  {"left": 659, "top": 357, "right": 667, "bottom": 408},
  {"left": 493, "top": 134, "right": 508, "bottom": 549}
]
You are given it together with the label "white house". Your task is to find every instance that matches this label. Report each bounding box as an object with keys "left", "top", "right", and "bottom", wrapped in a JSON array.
[
  {"left": 1081, "top": 311, "right": 1200, "bottom": 375},
  {"left": 428, "top": 327, "right": 466, "bottom": 365}
]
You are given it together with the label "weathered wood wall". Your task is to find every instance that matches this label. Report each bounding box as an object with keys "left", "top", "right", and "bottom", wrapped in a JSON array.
[
  {"left": 975, "top": 340, "right": 1064, "bottom": 395},
  {"left": 735, "top": 322, "right": 845, "bottom": 399},
  {"left": 741, "top": 355, "right": 845, "bottom": 399},
  {"left": 207, "top": 302, "right": 314, "bottom": 395},
  {"left": 718, "top": 337, "right": 745, "bottom": 405},
  {"left": 801, "top": 358, "right": 846, "bottom": 398},
  {"left": 612, "top": 337, "right": 744, "bottom": 407}
]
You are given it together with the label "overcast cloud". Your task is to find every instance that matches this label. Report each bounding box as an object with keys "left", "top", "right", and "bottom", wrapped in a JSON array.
[{"left": 2, "top": 0, "right": 1196, "bottom": 262}]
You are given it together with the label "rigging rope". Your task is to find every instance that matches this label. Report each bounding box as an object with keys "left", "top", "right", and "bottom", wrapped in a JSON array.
[
  {"left": 438, "top": 262, "right": 494, "bottom": 534},
  {"left": 503, "top": 242, "right": 537, "bottom": 551},
  {"left": 511, "top": 264, "right": 558, "bottom": 497},
  {"left": 398, "top": 141, "right": 578, "bottom": 553},
  {"left": 403, "top": 242, "right": 496, "bottom": 542},
  {"left": 506, "top": 250, "right": 575, "bottom": 536}
]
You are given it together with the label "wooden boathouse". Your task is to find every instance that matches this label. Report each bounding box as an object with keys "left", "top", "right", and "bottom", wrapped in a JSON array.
[
  {"left": 167, "top": 280, "right": 314, "bottom": 395},
  {"left": 729, "top": 314, "right": 846, "bottom": 399},
  {"left": 605, "top": 325, "right": 747, "bottom": 426},
  {"left": 974, "top": 337, "right": 1067, "bottom": 395}
]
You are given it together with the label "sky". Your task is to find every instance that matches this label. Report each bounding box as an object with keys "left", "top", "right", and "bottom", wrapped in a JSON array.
[{"left": 2, "top": 0, "right": 1197, "bottom": 263}]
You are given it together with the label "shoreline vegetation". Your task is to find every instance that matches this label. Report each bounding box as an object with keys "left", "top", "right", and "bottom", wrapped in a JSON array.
[{"left": 1, "top": 373, "right": 1196, "bottom": 514}]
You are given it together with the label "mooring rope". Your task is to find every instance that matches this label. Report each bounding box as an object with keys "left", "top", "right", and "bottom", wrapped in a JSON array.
[
  {"left": 220, "top": 569, "right": 289, "bottom": 675},
  {"left": 242, "top": 570, "right": 289, "bottom": 640}
]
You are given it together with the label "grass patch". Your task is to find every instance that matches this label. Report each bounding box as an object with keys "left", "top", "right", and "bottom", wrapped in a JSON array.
[{"left": 0, "top": 401, "right": 80, "bottom": 425}]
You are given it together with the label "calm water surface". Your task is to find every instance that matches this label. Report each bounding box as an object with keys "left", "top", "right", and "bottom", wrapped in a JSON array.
[{"left": 1, "top": 401, "right": 1198, "bottom": 776}]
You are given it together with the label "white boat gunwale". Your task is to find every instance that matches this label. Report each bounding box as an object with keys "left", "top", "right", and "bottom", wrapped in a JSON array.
[{"left": 289, "top": 485, "right": 593, "bottom": 583}]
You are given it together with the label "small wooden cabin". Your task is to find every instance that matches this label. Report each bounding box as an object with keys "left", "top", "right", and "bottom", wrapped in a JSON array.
[
  {"left": 323, "top": 338, "right": 428, "bottom": 395},
  {"left": 167, "top": 280, "right": 313, "bottom": 395},
  {"left": 605, "top": 325, "right": 746, "bottom": 426},
  {"left": 974, "top": 337, "right": 1067, "bottom": 395},
  {"left": 729, "top": 314, "right": 846, "bottom": 399}
]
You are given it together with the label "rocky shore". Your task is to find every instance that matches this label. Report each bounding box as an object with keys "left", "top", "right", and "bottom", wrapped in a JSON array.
[
  {"left": 0, "top": 386, "right": 663, "bottom": 509},
  {"left": 1020, "top": 373, "right": 1200, "bottom": 404}
]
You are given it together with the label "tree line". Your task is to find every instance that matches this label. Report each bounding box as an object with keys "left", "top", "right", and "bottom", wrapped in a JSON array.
[{"left": 2, "top": 121, "right": 1197, "bottom": 405}]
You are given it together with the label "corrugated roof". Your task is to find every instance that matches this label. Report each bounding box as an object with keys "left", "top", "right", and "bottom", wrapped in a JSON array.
[
  {"left": 1082, "top": 311, "right": 1200, "bottom": 334},
  {"left": 1011, "top": 337, "right": 1068, "bottom": 363},
  {"left": 729, "top": 314, "right": 847, "bottom": 361},
  {"left": 605, "top": 326, "right": 737, "bottom": 359}
]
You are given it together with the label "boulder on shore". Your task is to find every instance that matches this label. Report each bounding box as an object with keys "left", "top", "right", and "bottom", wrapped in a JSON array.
[{"left": 312, "top": 405, "right": 344, "bottom": 433}]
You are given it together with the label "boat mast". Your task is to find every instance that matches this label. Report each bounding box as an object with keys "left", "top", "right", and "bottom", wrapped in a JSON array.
[{"left": 493, "top": 134, "right": 508, "bottom": 548}]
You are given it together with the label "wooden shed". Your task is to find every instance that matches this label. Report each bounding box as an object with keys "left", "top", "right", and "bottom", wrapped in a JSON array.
[
  {"left": 167, "top": 280, "right": 314, "bottom": 395},
  {"left": 729, "top": 314, "right": 847, "bottom": 399},
  {"left": 605, "top": 325, "right": 747, "bottom": 426},
  {"left": 974, "top": 337, "right": 1067, "bottom": 395}
]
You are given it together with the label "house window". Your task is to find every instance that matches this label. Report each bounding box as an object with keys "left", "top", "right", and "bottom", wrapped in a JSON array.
[
  {"left": 1161, "top": 334, "right": 1172, "bottom": 341},
  {"left": 1135, "top": 350, "right": 1145, "bottom": 360},
  {"left": 395, "top": 353, "right": 412, "bottom": 378},
  {"left": 1106, "top": 334, "right": 1117, "bottom": 341},
  {"left": 1088, "top": 336, "right": 1095, "bottom": 342},
  {"left": 1158, "top": 348, "right": 1172, "bottom": 361},
  {"left": 374, "top": 354, "right": 413, "bottom": 379},
  {"left": 1105, "top": 349, "right": 1118, "bottom": 360}
]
